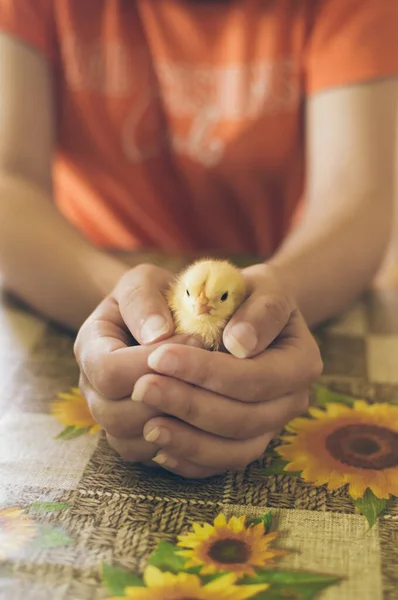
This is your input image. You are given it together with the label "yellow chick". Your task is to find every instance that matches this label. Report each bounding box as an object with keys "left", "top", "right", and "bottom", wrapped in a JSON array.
[{"left": 167, "top": 259, "right": 247, "bottom": 351}]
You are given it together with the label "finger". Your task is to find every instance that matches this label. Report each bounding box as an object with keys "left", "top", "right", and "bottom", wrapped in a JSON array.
[
  {"left": 106, "top": 433, "right": 156, "bottom": 464},
  {"left": 146, "top": 335, "right": 321, "bottom": 402},
  {"left": 150, "top": 455, "right": 226, "bottom": 479},
  {"left": 76, "top": 301, "right": 200, "bottom": 399},
  {"left": 143, "top": 417, "right": 273, "bottom": 470},
  {"left": 80, "top": 375, "right": 160, "bottom": 439},
  {"left": 74, "top": 295, "right": 132, "bottom": 362},
  {"left": 114, "top": 265, "right": 175, "bottom": 344},
  {"left": 133, "top": 374, "right": 309, "bottom": 439},
  {"left": 223, "top": 292, "right": 294, "bottom": 358}
]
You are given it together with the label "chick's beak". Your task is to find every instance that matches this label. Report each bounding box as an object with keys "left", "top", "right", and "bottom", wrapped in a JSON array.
[
  {"left": 194, "top": 292, "right": 211, "bottom": 315},
  {"left": 195, "top": 303, "right": 211, "bottom": 316}
]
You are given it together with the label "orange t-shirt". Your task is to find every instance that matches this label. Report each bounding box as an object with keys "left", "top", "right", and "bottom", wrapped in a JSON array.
[{"left": 0, "top": 0, "right": 398, "bottom": 255}]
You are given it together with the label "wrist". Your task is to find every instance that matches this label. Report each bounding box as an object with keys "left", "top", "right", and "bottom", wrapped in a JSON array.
[{"left": 88, "top": 252, "right": 130, "bottom": 298}]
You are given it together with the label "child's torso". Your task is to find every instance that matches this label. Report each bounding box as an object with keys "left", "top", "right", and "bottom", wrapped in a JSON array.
[{"left": 52, "top": 1, "right": 313, "bottom": 253}]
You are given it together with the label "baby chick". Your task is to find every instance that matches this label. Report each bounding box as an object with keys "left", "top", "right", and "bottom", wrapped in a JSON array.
[{"left": 167, "top": 259, "right": 247, "bottom": 351}]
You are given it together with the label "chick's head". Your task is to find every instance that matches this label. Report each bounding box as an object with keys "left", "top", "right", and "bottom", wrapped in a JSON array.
[{"left": 178, "top": 259, "right": 247, "bottom": 323}]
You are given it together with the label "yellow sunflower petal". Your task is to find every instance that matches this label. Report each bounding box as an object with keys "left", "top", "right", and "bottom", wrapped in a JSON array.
[
  {"left": 369, "top": 479, "right": 395, "bottom": 501},
  {"left": 116, "top": 589, "right": 149, "bottom": 600},
  {"left": 262, "top": 531, "right": 278, "bottom": 543},
  {"left": 300, "top": 465, "right": 332, "bottom": 486},
  {"left": 89, "top": 424, "right": 102, "bottom": 434},
  {"left": 182, "top": 557, "right": 204, "bottom": 570},
  {"left": 205, "top": 572, "right": 269, "bottom": 599},
  {"left": 176, "top": 549, "right": 195, "bottom": 557},
  {"left": 214, "top": 514, "right": 227, "bottom": 528},
  {"left": 366, "top": 403, "right": 398, "bottom": 432},
  {"left": 247, "top": 524, "right": 266, "bottom": 541},
  {"left": 285, "top": 416, "right": 318, "bottom": 433},
  {"left": 199, "top": 563, "right": 218, "bottom": 575},
  {"left": 51, "top": 388, "right": 100, "bottom": 431},
  {"left": 176, "top": 540, "right": 200, "bottom": 549},
  {"left": 324, "top": 403, "right": 354, "bottom": 417},
  {"left": 308, "top": 407, "right": 328, "bottom": 419},
  {"left": 324, "top": 470, "right": 350, "bottom": 491},
  {"left": 352, "top": 400, "right": 372, "bottom": 412},
  {"left": 348, "top": 479, "right": 372, "bottom": 500},
  {"left": 231, "top": 583, "right": 270, "bottom": 599},
  {"left": 143, "top": 566, "right": 167, "bottom": 587},
  {"left": 228, "top": 516, "right": 247, "bottom": 533},
  {"left": 193, "top": 522, "right": 205, "bottom": 535}
]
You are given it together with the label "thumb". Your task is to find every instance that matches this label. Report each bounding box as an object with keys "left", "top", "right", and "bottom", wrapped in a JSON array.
[
  {"left": 223, "top": 293, "right": 293, "bottom": 358},
  {"left": 114, "top": 265, "right": 175, "bottom": 345}
]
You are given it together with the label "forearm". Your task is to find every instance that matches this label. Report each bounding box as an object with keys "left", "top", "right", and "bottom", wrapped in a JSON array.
[
  {"left": 0, "top": 173, "right": 129, "bottom": 331},
  {"left": 268, "top": 193, "right": 392, "bottom": 327}
]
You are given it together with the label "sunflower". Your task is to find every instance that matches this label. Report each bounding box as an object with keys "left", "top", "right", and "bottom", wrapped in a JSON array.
[
  {"left": 277, "top": 401, "right": 398, "bottom": 499},
  {"left": 0, "top": 508, "right": 37, "bottom": 560},
  {"left": 51, "top": 387, "right": 101, "bottom": 433},
  {"left": 109, "top": 565, "right": 268, "bottom": 600},
  {"left": 177, "top": 513, "right": 287, "bottom": 578}
]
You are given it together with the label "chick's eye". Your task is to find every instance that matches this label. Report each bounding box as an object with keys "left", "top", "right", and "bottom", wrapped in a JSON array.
[
  {"left": 186, "top": 289, "right": 190, "bottom": 297},
  {"left": 220, "top": 292, "right": 228, "bottom": 302}
]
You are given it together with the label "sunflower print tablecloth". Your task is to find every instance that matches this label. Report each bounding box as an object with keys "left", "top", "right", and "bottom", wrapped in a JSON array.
[{"left": 0, "top": 285, "right": 397, "bottom": 600}]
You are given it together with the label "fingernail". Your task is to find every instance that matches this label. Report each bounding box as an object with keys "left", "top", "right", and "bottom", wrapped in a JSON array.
[
  {"left": 225, "top": 322, "right": 257, "bottom": 358},
  {"left": 148, "top": 347, "right": 179, "bottom": 374},
  {"left": 132, "top": 379, "right": 162, "bottom": 407},
  {"left": 152, "top": 451, "right": 177, "bottom": 468},
  {"left": 131, "top": 379, "right": 146, "bottom": 402},
  {"left": 144, "top": 426, "right": 170, "bottom": 444},
  {"left": 141, "top": 315, "right": 169, "bottom": 344}
]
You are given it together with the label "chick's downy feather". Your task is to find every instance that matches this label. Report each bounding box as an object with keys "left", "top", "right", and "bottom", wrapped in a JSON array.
[{"left": 167, "top": 259, "right": 247, "bottom": 350}]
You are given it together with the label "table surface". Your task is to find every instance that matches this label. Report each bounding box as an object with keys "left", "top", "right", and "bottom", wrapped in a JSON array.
[{"left": 0, "top": 283, "right": 398, "bottom": 600}]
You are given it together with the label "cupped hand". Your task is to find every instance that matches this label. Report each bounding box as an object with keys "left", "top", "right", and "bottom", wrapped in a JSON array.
[
  {"left": 74, "top": 264, "right": 202, "bottom": 466},
  {"left": 131, "top": 263, "right": 323, "bottom": 478}
]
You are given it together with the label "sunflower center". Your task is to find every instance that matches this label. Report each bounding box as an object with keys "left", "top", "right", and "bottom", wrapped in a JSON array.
[
  {"left": 350, "top": 437, "right": 380, "bottom": 455},
  {"left": 207, "top": 538, "right": 250, "bottom": 564},
  {"left": 326, "top": 424, "right": 398, "bottom": 470}
]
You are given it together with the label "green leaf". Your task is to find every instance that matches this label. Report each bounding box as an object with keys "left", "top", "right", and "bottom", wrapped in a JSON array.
[
  {"left": 263, "top": 459, "right": 302, "bottom": 478},
  {"left": 148, "top": 540, "right": 187, "bottom": 573},
  {"left": 255, "top": 583, "right": 338, "bottom": 600},
  {"left": 55, "top": 426, "right": 90, "bottom": 440},
  {"left": 243, "top": 571, "right": 341, "bottom": 600},
  {"left": 314, "top": 385, "right": 355, "bottom": 408},
  {"left": 100, "top": 562, "right": 144, "bottom": 596},
  {"left": 30, "top": 524, "right": 73, "bottom": 549},
  {"left": 29, "top": 501, "right": 69, "bottom": 514},
  {"left": 243, "top": 570, "right": 341, "bottom": 586},
  {"left": 55, "top": 425, "right": 75, "bottom": 439},
  {"left": 249, "top": 511, "right": 273, "bottom": 533},
  {"left": 352, "top": 489, "right": 387, "bottom": 528}
]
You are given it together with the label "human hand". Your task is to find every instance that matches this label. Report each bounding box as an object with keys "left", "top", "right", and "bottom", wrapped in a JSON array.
[
  {"left": 74, "top": 264, "right": 201, "bottom": 465},
  {"left": 131, "top": 263, "right": 323, "bottom": 478}
]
